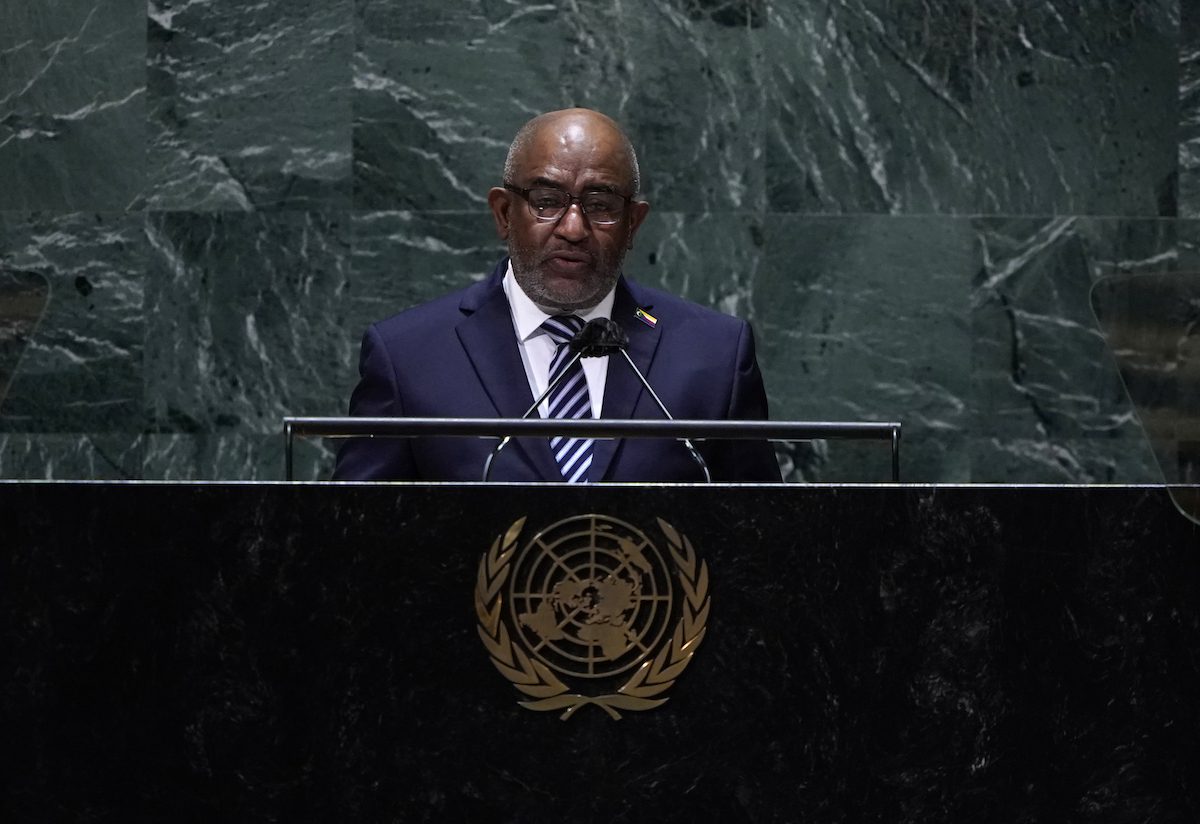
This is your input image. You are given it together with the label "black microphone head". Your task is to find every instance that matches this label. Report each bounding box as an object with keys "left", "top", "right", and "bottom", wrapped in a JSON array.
[{"left": 570, "top": 317, "right": 629, "bottom": 357}]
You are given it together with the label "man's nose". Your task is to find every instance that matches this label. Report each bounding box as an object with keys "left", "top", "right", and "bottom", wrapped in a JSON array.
[{"left": 553, "top": 202, "right": 590, "bottom": 242}]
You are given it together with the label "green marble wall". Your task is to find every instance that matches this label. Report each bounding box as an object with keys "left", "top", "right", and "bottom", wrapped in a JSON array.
[{"left": 0, "top": 0, "right": 1193, "bottom": 482}]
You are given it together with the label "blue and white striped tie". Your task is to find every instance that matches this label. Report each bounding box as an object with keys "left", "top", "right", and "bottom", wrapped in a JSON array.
[{"left": 541, "top": 315, "right": 593, "bottom": 483}]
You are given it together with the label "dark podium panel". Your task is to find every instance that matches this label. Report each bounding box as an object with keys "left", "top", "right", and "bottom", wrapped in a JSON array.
[{"left": 2, "top": 483, "right": 1198, "bottom": 822}]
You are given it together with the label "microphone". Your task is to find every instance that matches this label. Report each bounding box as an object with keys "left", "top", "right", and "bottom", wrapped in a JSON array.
[
  {"left": 570, "top": 317, "right": 628, "bottom": 357},
  {"left": 482, "top": 317, "right": 712, "bottom": 483}
]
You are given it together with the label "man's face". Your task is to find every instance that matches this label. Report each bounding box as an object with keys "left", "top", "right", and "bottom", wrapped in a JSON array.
[{"left": 488, "top": 114, "right": 650, "bottom": 313}]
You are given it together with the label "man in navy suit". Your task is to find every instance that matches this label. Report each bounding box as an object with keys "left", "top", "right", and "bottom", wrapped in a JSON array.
[{"left": 334, "top": 108, "right": 780, "bottom": 483}]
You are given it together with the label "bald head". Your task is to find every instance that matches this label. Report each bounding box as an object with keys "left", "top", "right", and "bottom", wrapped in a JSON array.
[{"left": 502, "top": 108, "right": 641, "bottom": 195}]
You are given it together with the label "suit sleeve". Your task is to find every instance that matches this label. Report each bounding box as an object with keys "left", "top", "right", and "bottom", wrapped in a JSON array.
[
  {"left": 713, "top": 320, "right": 782, "bottom": 482},
  {"left": 331, "top": 325, "right": 419, "bottom": 481}
]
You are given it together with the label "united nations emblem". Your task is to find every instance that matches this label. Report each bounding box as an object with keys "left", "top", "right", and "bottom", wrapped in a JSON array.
[{"left": 474, "top": 514, "right": 710, "bottom": 720}]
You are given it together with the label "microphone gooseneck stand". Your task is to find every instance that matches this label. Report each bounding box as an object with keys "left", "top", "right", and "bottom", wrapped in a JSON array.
[
  {"left": 481, "top": 318, "right": 712, "bottom": 483},
  {"left": 481, "top": 347, "right": 587, "bottom": 482}
]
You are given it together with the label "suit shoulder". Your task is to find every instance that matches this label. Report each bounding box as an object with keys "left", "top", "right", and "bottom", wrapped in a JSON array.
[
  {"left": 367, "top": 277, "right": 490, "bottom": 344},
  {"left": 625, "top": 278, "right": 749, "bottom": 333}
]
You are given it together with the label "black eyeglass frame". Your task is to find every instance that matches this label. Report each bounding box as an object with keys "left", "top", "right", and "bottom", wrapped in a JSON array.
[{"left": 502, "top": 183, "right": 636, "bottom": 225}]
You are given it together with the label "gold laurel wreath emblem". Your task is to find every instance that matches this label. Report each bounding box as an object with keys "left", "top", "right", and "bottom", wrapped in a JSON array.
[{"left": 474, "top": 516, "right": 711, "bottom": 720}]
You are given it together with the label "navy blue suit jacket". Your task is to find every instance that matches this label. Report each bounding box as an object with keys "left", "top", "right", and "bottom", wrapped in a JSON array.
[{"left": 333, "top": 259, "right": 780, "bottom": 482}]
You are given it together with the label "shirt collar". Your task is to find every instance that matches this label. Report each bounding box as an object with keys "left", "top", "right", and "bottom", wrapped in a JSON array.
[{"left": 502, "top": 260, "right": 616, "bottom": 342}]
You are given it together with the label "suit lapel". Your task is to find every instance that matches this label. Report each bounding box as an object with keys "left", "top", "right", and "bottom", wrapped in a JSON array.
[
  {"left": 456, "top": 262, "right": 561, "bottom": 480},
  {"left": 592, "top": 278, "right": 663, "bottom": 480}
]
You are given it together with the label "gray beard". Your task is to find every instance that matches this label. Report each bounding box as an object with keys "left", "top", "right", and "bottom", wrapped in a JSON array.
[{"left": 510, "top": 257, "right": 621, "bottom": 313}]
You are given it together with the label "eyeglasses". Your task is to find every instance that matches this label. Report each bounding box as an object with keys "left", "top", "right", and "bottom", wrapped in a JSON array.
[{"left": 504, "top": 184, "right": 633, "bottom": 225}]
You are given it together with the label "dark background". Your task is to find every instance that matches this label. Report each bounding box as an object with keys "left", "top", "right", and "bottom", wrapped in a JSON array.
[{"left": 2, "top": 484, "right": 1197, "bottom": 822}]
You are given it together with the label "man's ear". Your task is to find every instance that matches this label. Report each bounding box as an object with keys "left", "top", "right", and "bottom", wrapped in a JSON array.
[
  {"left": 626, "top": 199, "right": 651, "bottom": 248},
  {"left": 488, "top": 187, "right": 512, "bottom": 240}
]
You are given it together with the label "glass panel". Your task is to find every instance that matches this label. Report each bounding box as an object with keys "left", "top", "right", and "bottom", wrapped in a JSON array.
[
  {"left": 1090, "top": 272, "right": 1200, "bottom": 524},
  {"left": 0, "top": 269, "right": 50, "bottom": 412}
]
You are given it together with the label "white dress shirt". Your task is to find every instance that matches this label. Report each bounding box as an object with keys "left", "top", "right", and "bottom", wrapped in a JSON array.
[{"left": 502, "top": 262, "right": 613, "bottom": 418}]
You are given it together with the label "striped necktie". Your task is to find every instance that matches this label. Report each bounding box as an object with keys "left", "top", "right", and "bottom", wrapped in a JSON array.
[{"left": 541, "top": 315, "right": 593, "bottom": 483}]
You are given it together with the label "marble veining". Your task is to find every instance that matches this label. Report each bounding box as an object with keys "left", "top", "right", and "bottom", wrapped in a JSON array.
[
  {"left": 971, "top": 218, "right": 1167, "bottom": 482},
  {"left": 1179, "top": 0, "right": 1200, "bottom": 215},
  {"left": 0, "top": 433, "right": 142, "bottom": 479},
  {"left": 766, "top": 0, "right": 1178, "bottom": 215},
  {"left": 353, "top": 0, "right": 766, "bottom": 213},
  {"left": 0, "top": 1, "right": 1192, "bottom": 480},
  {"left": 143, "top": 0, "right": 352, "bottom": 210},
  {"left": 0, "top": 0, "right": 146, "bottom": 211},
  {"left": 143, "top": 212, "right": 353, "bottom": 435},
  {"left": 756, "top": 215, "right": 974, "bottom": 482},
  {"left": 0, "top": 212, "right": 145, "bottom": 433}
]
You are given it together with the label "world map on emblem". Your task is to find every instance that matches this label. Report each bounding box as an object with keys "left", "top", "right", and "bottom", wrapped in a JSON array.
[{"left": 508, "top": 514, "right": 675, "bottom": 680}]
